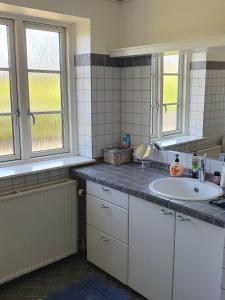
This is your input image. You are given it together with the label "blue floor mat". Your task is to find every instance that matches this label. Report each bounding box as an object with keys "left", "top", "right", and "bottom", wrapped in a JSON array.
[{"left": 46, "top": 276, "right": 130, "bottom": 300}]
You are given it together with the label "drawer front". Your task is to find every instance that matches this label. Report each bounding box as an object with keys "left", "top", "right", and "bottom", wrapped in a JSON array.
[
  {"left": 87, "top": 225, "right": 128, "bottom": 284},
  {"left": 87, "top": 181, "right": 128, "bottom": 209},
  {"left": 87, "top": 195, "right": 128, "bottom": 244}
]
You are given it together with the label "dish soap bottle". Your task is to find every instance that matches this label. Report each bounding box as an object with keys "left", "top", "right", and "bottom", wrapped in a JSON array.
[
  {"left": 170, "top": 154, "right": 184, "bottom": 177},
  {"left": 192, "top": 151, "right": 198, "bottom": 179}
]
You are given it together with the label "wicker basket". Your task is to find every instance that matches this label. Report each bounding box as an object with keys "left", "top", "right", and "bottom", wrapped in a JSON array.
[{"left": 103, "top": 147, "right": 132, "bottom": 166}]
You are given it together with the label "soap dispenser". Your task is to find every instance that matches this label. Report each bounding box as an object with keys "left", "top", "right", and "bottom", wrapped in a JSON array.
[{"left": 170, "top": 154, "right": 184, "bottom": 177}]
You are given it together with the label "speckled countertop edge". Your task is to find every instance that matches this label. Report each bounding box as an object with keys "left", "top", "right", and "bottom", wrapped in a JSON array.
[{"left": 70, "top": 162, "right": 225, "bottom": 228}]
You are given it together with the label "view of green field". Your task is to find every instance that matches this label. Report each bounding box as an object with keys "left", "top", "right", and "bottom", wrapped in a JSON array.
[
  {"left": 162, "top": 54, "right": 179, "bottom": 132},
  {"left": 0, "top": 73, "right": 63, "bottom": 156}
]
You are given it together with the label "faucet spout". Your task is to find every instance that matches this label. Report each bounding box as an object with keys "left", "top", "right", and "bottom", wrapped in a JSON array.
[{"left": 194, "top": 155, "right": 206, "bottom": 182}]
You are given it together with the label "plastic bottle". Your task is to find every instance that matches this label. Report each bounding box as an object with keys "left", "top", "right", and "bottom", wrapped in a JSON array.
[
  {"left": 170, "top": 154, "right": 184, "bottom": 177},
  {"left": 192, "top": 151, "right": 198, "bottom": 179}
]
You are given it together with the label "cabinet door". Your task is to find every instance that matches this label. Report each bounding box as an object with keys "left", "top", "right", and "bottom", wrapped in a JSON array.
[
  {"left": 173, "top": 213, "right": 224, "bottom": 300},
  {"left": 87, "top": 225, "right": 128, "bottom": 284},
  {"left": 129, "top": 196, "right": 175, "bottom": 300}
]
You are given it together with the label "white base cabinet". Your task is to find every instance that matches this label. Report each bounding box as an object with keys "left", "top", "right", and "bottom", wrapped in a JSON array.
[
  {"left": 173, "top": 213, "right": 224, "bottom": 300},
  {"left": 129, "top": 195, "right": 175, "bottom": 300},
  {"left": 86, "top": 181, "right": 128, "bottom": 284},
  {"left": 86, "top": 181, "right": 225, "bottom": 300}
]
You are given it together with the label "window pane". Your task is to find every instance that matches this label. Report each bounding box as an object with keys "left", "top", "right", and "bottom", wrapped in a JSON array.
[
  {"left": 163, "top": 75, "right": 178, "bottom": 103},
  {"left": 31, "top": 114, "right": 63, "bottom": 152},
  {"left": 26, "top": 28, "right": 60, "bottom": 71},
  {"left": 28, "top": 73, "right": 61, "bottom": 111},
  {"left": 0, "top": 25, "right": 9, "bottom": 68},
  {"left": 0, "top": 71, "right": 11, "bottom": 113},
  {"left": 163, "top": 105, "right": 178, "bottom": 132},
  {"left": 0, "top": 116, "right": 14, "bottom": 156},
  {"left": 163, "top": 54, "right": 179, "bottom": 73}
]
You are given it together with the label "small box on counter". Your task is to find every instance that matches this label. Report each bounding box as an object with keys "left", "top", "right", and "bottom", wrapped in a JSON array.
[{"left": 103, "top": 147, "right": 133, "bottom": 166}]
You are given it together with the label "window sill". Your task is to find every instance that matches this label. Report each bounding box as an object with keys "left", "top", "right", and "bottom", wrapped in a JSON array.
[
  {"left": 154, "top": 135, "right": 205, "bottom": 149},
  {"left": 0, "top": 156, "right": 95, "bottom": 179}
]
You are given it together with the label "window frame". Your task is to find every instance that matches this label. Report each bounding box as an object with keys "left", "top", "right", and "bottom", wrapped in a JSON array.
[
  {"left": 0, "top": 18, "right": 20, "bottom": 162},
  {"left": 0, "top": 14, "right": 76, "bottom": 165},
  {"left": 151, "top": 51, "right": 190, "bottom": 140},
  {"left": 23, "top": 22, "right": 69, "bottom": 158}
]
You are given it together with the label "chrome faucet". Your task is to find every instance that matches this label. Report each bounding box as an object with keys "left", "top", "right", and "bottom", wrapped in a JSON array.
[{"left": 194, "top": 154, "right": 206, "bottom": 182}]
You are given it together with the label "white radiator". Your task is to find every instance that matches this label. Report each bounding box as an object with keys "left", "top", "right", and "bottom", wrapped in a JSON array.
[{"left": 0, "top": 179, "right": 78, "bottom": 284}]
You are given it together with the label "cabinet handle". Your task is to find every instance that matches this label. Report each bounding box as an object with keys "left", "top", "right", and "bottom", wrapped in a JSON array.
[
  {"left": 100, "top": 204, "right": 109, "bottom": 208},
  {"left": 161, "top": 209, "right": 173, "bottom": 216},
  {"left": 100, "top": 236, "right": 109, "bottom": 242},
  {"left": 101, "top": 187, "right": 110, "bottom": 192},
  {"left": 177, "top": 215, "right": 191, "bottom": 222}
]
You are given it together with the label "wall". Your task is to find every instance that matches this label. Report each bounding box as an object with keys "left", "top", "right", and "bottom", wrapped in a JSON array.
[
  {"left": 75, "top": 53, "right": 152, "bottom": 158},
  {"left": 188, "top": 53, "right": 206, "bottom": 138},
  {"left": 119, "top": 0, "right": 225, "bottom": 48},
  {"left": 0, "top": 168, "right": 70, "bottom": 194},
  {"left": 75, "top": 54, "right": 121, "bottom": 158},
  {"left": 91, "top": 55, "right": 121, "bottom": 157},
  {"left": 0, "top": 0, "right": 121, "bottom": 53},
  {"left": 1, "top": 1, "right": 225, "bottom": 53},
  {"left": 120, "top": 55, "right": 152, "bottom": 147}
]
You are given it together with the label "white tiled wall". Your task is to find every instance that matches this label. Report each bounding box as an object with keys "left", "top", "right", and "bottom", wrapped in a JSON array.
[
  {"left": 121, "top": 65, "right": 151, "bottom": 148},
  {"left": 188, "top": 69, "right": 205, "bottom": 137},
  {"left": 75, "top": 53, "right": 225, "bottom": 159},
  {"left": 204, "top": 69, "right": 225, "bottom": 146},
  {"left": 75, "top": 54, "right": 151, "bottom": 158},
  {"left": 75, "top": 65, "right": 93, "bottom": 158},
  {"left": 0, "top": 168, "right": 70, "bottom": 195},
  {"left": 91, "top": 65, "right": 121, "bottom": 158},
  {"left": 151, "top": 148, "right": 224, "bottom": 175}
]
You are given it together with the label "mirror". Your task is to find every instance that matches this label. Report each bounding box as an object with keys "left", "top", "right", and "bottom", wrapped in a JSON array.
[{"left": 165, "top": 45, "right": 225, "bottom": 160}]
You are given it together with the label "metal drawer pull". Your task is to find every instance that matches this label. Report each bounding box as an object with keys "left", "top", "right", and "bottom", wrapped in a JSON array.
[
  {"left": 100, "top": 236, "right": 109, "bottom": 242},
  {"left": 161, "top": 209, "right": 173, "bottom": 216},
  {"left": 101, "top": 187, "right": 110, "bottom": 192},
  {"left": 100, "top": 204, "right": 109, "bottom": 208},
  {"left": 177, "top": 215, "right": 191, "bottom": 222}
]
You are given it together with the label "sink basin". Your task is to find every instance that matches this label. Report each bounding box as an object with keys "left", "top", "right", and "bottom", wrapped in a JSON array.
[{"left": 149, "top": 177, "right": 224, "bottom": 201}]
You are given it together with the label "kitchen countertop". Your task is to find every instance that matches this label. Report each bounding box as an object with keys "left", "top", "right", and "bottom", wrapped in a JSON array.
[{"left": 70, "top": 162, "right": 225, "bottom": 228}]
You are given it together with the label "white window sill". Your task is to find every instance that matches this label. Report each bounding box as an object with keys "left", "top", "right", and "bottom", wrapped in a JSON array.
[
  {"left": 154, "top": 135, "right": 205, "bottom": 149},
  {"left": 0, "top": 156, "right": 95, "bottom": 179}
]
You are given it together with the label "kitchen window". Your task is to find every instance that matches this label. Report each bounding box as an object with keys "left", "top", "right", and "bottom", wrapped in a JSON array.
[
  {"left": 151, "top": 52, "right": 190, "bottom": 139},
  {"left": 0, "top": 17, "right": 71, "bottom": 163}
]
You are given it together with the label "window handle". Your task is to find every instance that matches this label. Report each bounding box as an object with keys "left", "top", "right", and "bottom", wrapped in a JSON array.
[
  {"left": 28, "top": 112, "right": 36, "bottom": 125},
  {"left": 13, "top": 110, "right": 20, "bottom": 126},
  {"left": 163, "top": 104, "right": 167, "bottom": 113}
]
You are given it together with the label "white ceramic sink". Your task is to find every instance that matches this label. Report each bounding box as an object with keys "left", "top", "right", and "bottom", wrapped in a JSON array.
[{"left": 149, "top": 177, "right": 224, "bottom": 201}]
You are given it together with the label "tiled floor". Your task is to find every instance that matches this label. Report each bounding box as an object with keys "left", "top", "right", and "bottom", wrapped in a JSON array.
[{"left": 0, "top": 254, "right": 145, "bottom": 300}]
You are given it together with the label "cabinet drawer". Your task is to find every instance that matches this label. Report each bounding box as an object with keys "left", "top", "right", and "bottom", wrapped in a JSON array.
[
  {"left": 87, "top": 195, "right": 128, "bottom": 244},
  {"left": 87, "top": 225, "right": 128, "bottom": 284},
  {"left": 87, "top": 181, "right": 128, "bottom": 209}
]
